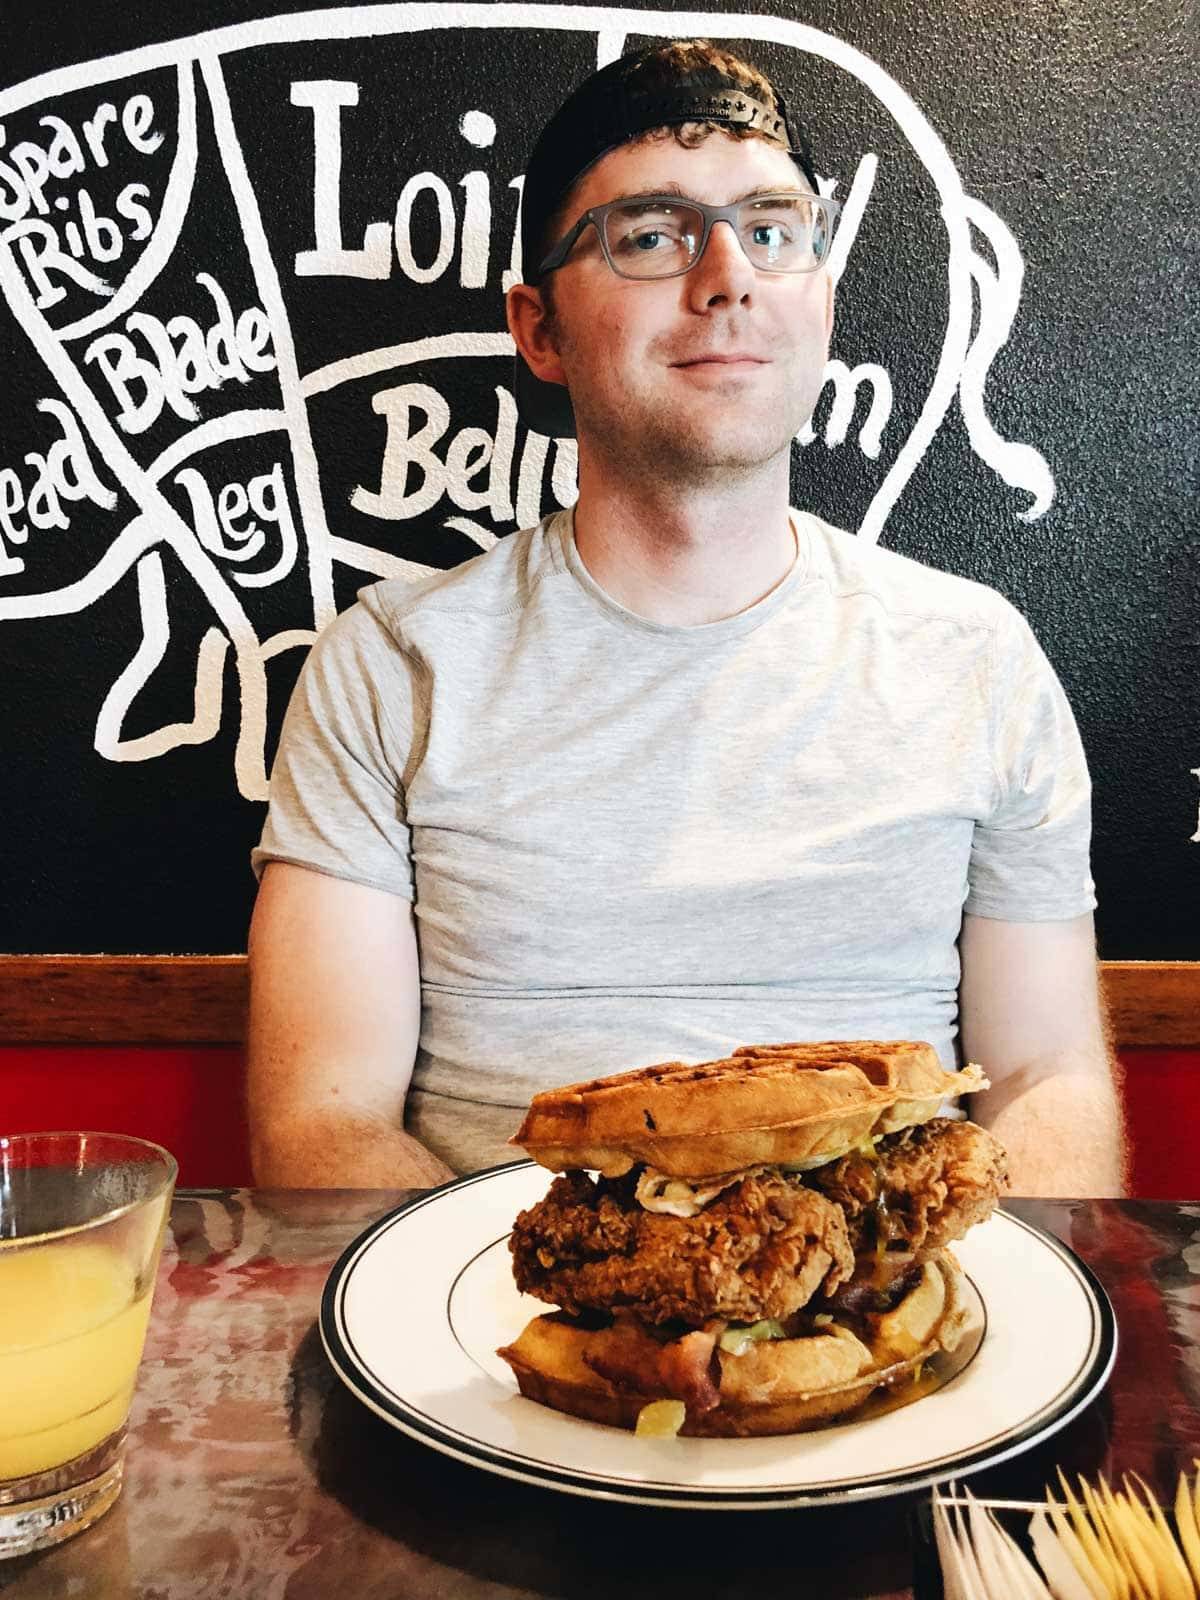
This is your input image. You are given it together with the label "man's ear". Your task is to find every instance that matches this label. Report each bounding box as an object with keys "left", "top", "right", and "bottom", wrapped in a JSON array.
[
  {"left": 506, "top": 282, "right": 567, "bottom": 388},
  {"left": 824, "top": 270, "right": 835, "bottom": 340}
]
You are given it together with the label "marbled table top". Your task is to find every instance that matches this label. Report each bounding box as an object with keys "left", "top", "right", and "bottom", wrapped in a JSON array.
[{"left": 3, "top": 1191, "right": 1200, "bottom": 1599}]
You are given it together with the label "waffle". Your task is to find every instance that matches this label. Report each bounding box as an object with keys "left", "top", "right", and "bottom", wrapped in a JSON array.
[
  {"left": 509, "top": 1040, "right": 986, "bottom": 1177},
  {"left": 498, "top": 1255, "right": 971, "bottom": 1436}
]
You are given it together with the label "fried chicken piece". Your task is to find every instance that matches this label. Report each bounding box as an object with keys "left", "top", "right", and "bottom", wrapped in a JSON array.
[
  {"left": 510, "top": 1169, "right": 855, "bottom": 1327},
  {"left": 807, "top": 1118, "right": 1007, "bottom": 1259}
]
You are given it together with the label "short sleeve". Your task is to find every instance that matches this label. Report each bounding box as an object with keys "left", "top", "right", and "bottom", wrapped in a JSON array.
[
  {"left": 251, "top": 595, "right": 417, "bottom": 899},
  {"left": 964, "top": 602, "right": 1097, "bottom": 921}
]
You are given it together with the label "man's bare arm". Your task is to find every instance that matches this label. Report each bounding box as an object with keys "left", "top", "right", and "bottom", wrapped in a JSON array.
[
  {"left": 246, "top": 862, "right": 455, "bottom": 1188},
  {"left": 958, "top": 911, "right": 1128, "bottom": 1198}
]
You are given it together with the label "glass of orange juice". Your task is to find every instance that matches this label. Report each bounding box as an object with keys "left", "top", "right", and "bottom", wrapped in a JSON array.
[{"left": 0, "top": 1131, "right": 176, "bottom": 1558}]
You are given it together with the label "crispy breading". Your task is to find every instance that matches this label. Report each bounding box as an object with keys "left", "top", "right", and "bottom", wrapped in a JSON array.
[
  {"left": 510, "top": 1169, "right": 855, "bottom": 1327},
  {"left": 807, "top": 1118, "right": 1007, "bottom": 1258}
]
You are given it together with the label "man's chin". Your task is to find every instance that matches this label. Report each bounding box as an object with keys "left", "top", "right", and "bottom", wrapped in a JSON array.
[
  {"left": 584, "top": 410, "right": 798, "bottom": 481},
  {"left": 648, "top": 424, "right": 796, "bottom": 480}
]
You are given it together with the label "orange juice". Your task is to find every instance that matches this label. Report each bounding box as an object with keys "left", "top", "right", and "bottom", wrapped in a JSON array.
[{"left": 0, "top": 1239, "right": 154, "bottom": 1480}]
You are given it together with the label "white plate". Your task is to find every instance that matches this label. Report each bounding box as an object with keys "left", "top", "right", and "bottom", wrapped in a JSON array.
[{"left": 319, "top": 1161, "right": 1116, "bottom": 1511}]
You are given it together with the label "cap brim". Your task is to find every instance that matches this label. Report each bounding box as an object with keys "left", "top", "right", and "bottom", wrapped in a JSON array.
[{"left": 514, "top": 352, "right": 576, "bottom": 439}]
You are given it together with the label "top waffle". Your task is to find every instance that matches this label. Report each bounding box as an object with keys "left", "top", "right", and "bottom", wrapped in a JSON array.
[{"left": 509, "top": 1040, "right": 987, "bottom": 1178}]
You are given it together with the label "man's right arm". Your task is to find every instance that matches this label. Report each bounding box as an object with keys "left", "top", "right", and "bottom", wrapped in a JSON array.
[{"left": 246, "top": 861, "right": 455, "bottom": 1188}]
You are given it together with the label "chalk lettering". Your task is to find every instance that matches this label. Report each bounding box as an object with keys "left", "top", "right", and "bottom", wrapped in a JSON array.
[
  {"left": 354, "top": 381, "right": 520, "bottom": 522},
  {"left": 799, "top": 359, "right": 894, "bottom": 459},
  {"left": 0, "top": 94, "right": 162, "bottom": 223},
  {"left": 293, "top": 82, "right": 514, "bottom": 291},
  {"left": 515, "top": 427, "right": 547, "bottom": 529},
  {"left": 39, "top": 114, "right": 88, "bottom": 182},
  {"left": 394, "top": 173, "right": 455, "bottom": 285},
  {"left": 11, "top": 220, "right": 112, "bottom": 308},
  {"left": 502, "top": 174, "right": 525, "bottom": 292},
  {"left": 115, "top": 183, "right": 153, "bottom": 241},
  {"left": 353, "top": 383, "right": 450, "bottom": 519},
  {"left": 81, "top": 103, "right": 118, "bottom": 167},
  {"left": 458, "top": 172, "right": 491, "bottom": 289},
  {"left": 122, "top": 95, "right": 162, "bottom": 156},
  {"left": 0, "top": 473, "right": 24, "bottom": 572},
  {"left": 0, "top": 396, "right": 115, "bottom": 572},
  {"left": 83, "top": 273, "right": 275, "bottom": 432},
  {"left": 7, "top": 180, "right": 160, "bottom": 307},
  {"left": 458, "top": 112, "right": 496, "bottom": 289},
  {"left": 444, "top": 427, "right": 494, "bottom": 511},
  {"left": 551, "top": 437, "right": 579, "bottom": 508},
  {"left": 173, "top": 461, "right": 298, "bottom": 585},
  {"left": 5, "top": 132, "right": 53, "bottom": 215},
  {"left": 353, "top": 381, "right": 581, "bottom": 530},
  {"left": 75, "top": 188, "right": 122, "bottom": 262},
  {"left": 291, "top": 80, "right": 391, "bottom": 279}
]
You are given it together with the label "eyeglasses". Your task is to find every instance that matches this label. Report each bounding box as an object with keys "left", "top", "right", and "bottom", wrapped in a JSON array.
[{"left": 537, "top": 191, "right": 841, "bottom": 281}]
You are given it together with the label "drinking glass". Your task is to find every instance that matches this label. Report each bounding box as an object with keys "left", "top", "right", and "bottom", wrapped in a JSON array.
[{"left": 0, "top": 1132, "right": 177, "bottom": 1557}]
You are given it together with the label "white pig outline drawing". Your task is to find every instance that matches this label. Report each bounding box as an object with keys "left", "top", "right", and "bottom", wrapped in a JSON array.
[{"left": 0, "top": 4, "right": 1054, "bottom": 801}]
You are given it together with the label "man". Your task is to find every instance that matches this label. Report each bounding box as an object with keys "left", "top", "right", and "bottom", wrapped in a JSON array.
[{"left": 247, "top": 41, "right": 1127, "bottom": 1195}]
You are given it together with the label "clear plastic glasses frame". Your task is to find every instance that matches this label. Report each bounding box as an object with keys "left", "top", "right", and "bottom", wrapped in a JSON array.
[{"left": 537, "top": 190, "right": 842, "bottom": 280}]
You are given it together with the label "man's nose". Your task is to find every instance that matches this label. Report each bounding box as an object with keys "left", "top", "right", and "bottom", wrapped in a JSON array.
[{"left": 686, "top": 218, "right": 755, "bottom": 308}]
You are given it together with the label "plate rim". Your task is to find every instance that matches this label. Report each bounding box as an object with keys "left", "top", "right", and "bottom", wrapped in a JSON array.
[{"left": 318, "top": 1161, "right": 1118, "bottom": 1511}]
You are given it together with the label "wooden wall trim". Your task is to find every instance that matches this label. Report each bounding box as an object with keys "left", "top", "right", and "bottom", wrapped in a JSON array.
[
  {"left": 1102, "top": 961, "right": 1200, "bottom": 1049},
  {"left": 0, "top": 956, "right": 1196, "bottom": 1048},
  {"left": 0, "top": 957, "right": 248, "bottom": 1045}
]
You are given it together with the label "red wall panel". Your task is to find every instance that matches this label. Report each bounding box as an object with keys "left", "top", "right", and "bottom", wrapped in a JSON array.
[
  {"left": 0, "top": 1045, "right": 251, "bottom": 1188},
  {"left": 1120, "top": 1048, "right": 1199, "bottom": 1201}
]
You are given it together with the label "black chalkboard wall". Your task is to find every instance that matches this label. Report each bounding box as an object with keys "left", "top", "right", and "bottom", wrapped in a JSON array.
[{"left": 1, "top": 0, "right": 1195, "bottom": 957}]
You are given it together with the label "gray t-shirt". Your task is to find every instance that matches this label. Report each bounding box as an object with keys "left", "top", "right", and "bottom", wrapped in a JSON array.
[{"left": 253, "top": 510, "right": 1095, "bottom": 1172}]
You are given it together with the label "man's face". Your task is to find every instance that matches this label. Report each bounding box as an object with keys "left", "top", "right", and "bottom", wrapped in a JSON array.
[{"left": 533, "top": 130, "right": 835, "bottom": 482}]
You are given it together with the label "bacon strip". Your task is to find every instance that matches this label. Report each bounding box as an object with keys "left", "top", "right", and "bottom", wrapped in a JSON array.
[{"left": 584, "top": 1319, "right": 722, "bottom": 1414}]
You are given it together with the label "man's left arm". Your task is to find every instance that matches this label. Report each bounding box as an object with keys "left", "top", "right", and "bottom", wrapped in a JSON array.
[{"left": 958, "top": 910, "right": 1128, "bottom": 1197}]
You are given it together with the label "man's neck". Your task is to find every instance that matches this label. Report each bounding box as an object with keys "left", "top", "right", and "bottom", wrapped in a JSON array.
[{"left": 569, "top": 460, "right": 798, "bottom": 627}]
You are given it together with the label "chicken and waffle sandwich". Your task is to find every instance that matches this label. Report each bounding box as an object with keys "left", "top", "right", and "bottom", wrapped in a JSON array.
[{"left": 497, "top": 1041, "right": 1007, "bottom": 1437}]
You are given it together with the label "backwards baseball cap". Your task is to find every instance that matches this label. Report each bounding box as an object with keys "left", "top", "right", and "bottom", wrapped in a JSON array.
[{"left": 514, "top": 43, "right": 820, "bottom": 438}]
